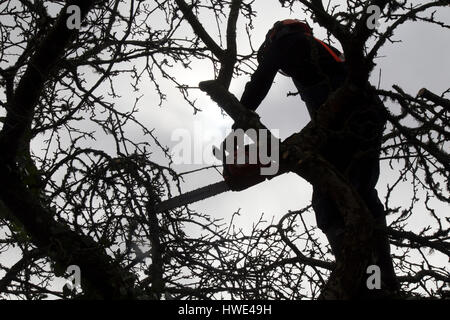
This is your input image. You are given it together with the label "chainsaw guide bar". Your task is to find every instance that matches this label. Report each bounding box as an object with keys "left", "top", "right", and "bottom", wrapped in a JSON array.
[{"left": 153, "top": 181, "right": 231, "bottom": 213}]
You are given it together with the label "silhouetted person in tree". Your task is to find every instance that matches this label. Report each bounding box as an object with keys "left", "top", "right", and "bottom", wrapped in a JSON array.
[{"left": 238, "top": 19, "right": 399, "bottom": 295}]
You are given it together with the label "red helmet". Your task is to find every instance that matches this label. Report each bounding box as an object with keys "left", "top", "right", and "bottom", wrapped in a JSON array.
[
  {"left": 257, "top": 19, "right": 312, "bottom": 63},
  {"left": 268, "top": 19, "right": 312, "bottom": 40}
]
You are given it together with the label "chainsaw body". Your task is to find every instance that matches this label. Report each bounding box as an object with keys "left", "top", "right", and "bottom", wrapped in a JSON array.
[{"left": 222, "top": 144, "right": 270, "bottom": 191}]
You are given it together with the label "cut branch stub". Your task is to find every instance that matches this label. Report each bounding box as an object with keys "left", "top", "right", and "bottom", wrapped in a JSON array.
[{"left": 199, "top": 80, "right": 265, "bottom": 131}]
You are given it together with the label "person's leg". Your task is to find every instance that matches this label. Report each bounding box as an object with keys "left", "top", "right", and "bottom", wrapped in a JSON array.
[
  {"left": 351, "top": 151, "right": 400, "bottom": 294},
  {"left": 312, "top": 189, "right": 345, "bottom": 258},
  {"left": 365, "top": 189, "right": 400, "bottom": 293},
  {"left": 324, "top": 224, "right": 345, "bottom": 260}
]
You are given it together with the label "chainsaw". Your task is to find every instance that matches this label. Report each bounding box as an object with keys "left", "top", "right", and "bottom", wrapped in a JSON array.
[{"left": 153, "top": 142, "right": 276, "bottom": 213}]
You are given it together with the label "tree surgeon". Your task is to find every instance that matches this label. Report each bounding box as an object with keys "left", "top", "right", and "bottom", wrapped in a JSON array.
[{"left": 237, "top": 19, "right": 399, "bottom": 294}]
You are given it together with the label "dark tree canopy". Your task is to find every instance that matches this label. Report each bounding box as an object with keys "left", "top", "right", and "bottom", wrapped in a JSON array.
[{"left": 0, "top": 0, "right": 448, "bottom": 299}]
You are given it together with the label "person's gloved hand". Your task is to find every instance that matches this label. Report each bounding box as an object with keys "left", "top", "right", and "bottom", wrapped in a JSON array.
[
  {"left": 231, "top": 122, "right": 241, "bottom": 131},
  {"left": 223, "top": 163, "right": 266, "bottom": 191},
  {"left": 231, "top": 110, "right": 259, "bottom": 131}
]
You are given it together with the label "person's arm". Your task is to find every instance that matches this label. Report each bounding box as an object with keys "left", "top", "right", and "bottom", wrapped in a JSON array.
[{"left": 240, "top": 46, "right": 280, "bottom": 111}]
